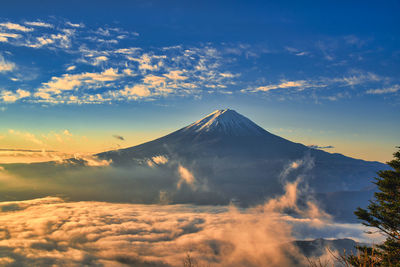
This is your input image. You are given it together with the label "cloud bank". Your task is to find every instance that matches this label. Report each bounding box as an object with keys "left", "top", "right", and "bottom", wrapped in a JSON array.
[
  {"left": 0, "top": 154, "right": 382, "bottom": 266},
  {"left": 0, "top": 196, "right": 376, "bottom": 267}
]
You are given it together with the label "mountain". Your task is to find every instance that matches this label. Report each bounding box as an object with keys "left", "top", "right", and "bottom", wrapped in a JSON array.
[
  {"left": 97, "top": 109, "right": 387, "bottom": 220},
  {"left": 179, "top": 109, "right": 267, "bottom": 137},
  {"left": 98, "top": 109, "right": 307, "bottom": 161},
  {"left": 293, "top": 238, "right": 363, "bottom": 258}
]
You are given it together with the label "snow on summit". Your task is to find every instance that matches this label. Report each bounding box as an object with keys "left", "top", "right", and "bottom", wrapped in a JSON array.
[{"left": 181, "top": 109, "right": 266, "bottom": 136}]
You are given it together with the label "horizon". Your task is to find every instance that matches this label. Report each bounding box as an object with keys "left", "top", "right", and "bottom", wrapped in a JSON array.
[
  {"left": 0, "top": 107, "right": 398, "bottom": 164},
  {"left": 1, "top": 107, "right": 394, "bottom": 164}
]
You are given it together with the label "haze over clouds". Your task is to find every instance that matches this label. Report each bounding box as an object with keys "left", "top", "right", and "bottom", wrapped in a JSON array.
[
  {"left": 0, "top": 193, "right": 376, "bottom": 267},
  {"left": 0, "top": 152, "right": 383, "bottom": 266}
]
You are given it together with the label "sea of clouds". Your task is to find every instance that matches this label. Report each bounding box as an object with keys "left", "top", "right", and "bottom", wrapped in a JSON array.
[
  {"left": 0, "top": 155, "right": 383, "bottom": 266},
  {"left": 0, "top": 192, "right": 378, "bottom": 266}
]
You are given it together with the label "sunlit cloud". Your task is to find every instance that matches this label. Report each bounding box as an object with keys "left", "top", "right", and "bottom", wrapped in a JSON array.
[
  {"left": 143, "top": 74, "right": 166, "bottom": 87},
  {"left": 0, "top": 22, "right": 33, "bottom": 32},
  {"left": 177, "top": 165, "right": 196, "bottom": 189},
  {"left": 0, "top": 55, "right": 16, "bottom": 72},
  {"left": 114, "top": 47, "right": 141, "bottom": 55},
  {"left": 119, "top": 84, "right": 152, "bottom": 99},
  {"left": 93, "top": 55, "right": 108, "bottom": 65},
  {"left": 241, "top": 70, "right": 394, "bottom": 102},
  {"left": 0, "top": 149, "right": 68, "bottom": 164},
  {"left": 65, "top": 21, "right": 84, "bottom": 28},
  {"left": 71, "top": 153, "right": 112, "bottom": 166},
  {"left": 0, "top": 89, "right": 30, "bottom": 103},
  {"left": 0, "top": 196, "right": 377, "bottom": 266},
  {"left": 152, "top": 155, "right": 168, "bottom": 165},
  {"left": 164, "top": 70, "right": 188, "bottom": 80},
  {"left": 0, "top": 32, "right": 21, "bottom": 42},
  {"left": 66, "top": 65, "right": 76, "bottom": 71},
  {"left": 220, "top": 72, "right": 238, "bottom": 78},
  {"left": 0, "top": 18, "right": 396, "bottom": 106},
  {"left": 34, "top": 68, "right": 122, "bottom": 101},
  {"left": 0, "top": 20, "right": 241, "bottom": 104},
  {"left": 24, "top": 21, "right": 53, "bottom": 28},
  {"left": 129, "top": 53, "right": 166, "bottom": 71},
  {"left": 63, "top": 130, "right": 72, "bottom": 136},
  {"left": 249, "top": 80, "right": 309, "bottom": 92},
  {"left": 147, "top": 155, "right": 169, "bottom": 167},
  {"left": 0, "top": 128, "right": 99, "bottom": 163}
]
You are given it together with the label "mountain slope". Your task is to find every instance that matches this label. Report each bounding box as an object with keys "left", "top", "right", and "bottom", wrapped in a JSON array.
[
  {"left": 181, "top": 109, "right": 267, "bottom": 137},
  {"left": 98, "top": 109, "right": 306, "bottom": 161},
  {"left": 98, "top": 109, "right": 386, "bottom": 202}
]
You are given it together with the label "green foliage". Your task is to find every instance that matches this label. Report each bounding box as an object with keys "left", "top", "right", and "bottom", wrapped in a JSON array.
[{"left": 348, "top": 147, "right": 400, "bottom": 266}]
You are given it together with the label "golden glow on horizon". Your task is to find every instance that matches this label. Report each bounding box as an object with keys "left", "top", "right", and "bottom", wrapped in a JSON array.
[
  {"left": 0, "top": 128, "right": 171, "bottom": 164},
  {"left": 0, "top": 125, "right": 394, "bottom": 164}
]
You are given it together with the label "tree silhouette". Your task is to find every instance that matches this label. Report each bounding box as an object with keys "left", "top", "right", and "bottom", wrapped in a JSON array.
[{"left": 348, "top": 147, "right": 400, "bottom": 266}]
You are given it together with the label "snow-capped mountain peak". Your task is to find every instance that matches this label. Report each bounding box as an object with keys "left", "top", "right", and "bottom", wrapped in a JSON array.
[{"left": 181, "top": 109, "right": 267, "bottom": 136}]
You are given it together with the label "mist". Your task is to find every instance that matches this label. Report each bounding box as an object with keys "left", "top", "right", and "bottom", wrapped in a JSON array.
[
  {"left": 0, "top": 196, "right": 376, "bottom": 267},
  {"left": 0, "top": 154, "right": 382, "bottom": 266}
]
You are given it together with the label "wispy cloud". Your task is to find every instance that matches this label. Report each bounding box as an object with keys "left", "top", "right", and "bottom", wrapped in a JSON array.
[
  {"left": 34, "top": 68, "right": 122, "bottom": 101},
  {"left": 177, "top": 165, "right": 196, "bottom": 189},
  {"left": 241, "top": 69, "right": 396, "bottom": 103},
  {"left": 164, "top": 70, "right": 188, "bottom": 80},
  {"left": 71, "top": 154, "right": 112, "bottom": 166},
  {"left": 256, "top": 81, "right": 307, "bottom": 92},
  {"left": 27, "top": 30, "right": 74, "bottom": 49},
  {"left": 0, "top": 32, "right": 21, "bottom": 42},
  {"left": 128, "top": 53, "right": 165, "bottom": 71},
  {"left": 1, "top": 128, "right": 95, "bottom": 163},
  {"left": 331, "top": 72, "right": 382, "bottom": 87},
  {"left": 285, "top": 46, "right": 309, "bottom": 56},
  {"left": 0, "top": 148, "right": 56, "bottom": 152},
  {"left": 0, "top": 55, "right": 16, "bottom": 72},
  {"left": 0, "top": 149, "right": 72, "bottom": 164},
  {"left": 112, "top": 134, "right": 124, "bottom": 141},
  {"left": 8, "top": 129, "right": 43, "bottom": 145},
  {"left": 308, "top": 145, "right": 335, "bottom": 149},
  {"left": 244, "top": 80, "right": 317, "bottom": 93},
  {"left": 366, "top": 84, "right": 400, "bottom": 94},
  {"left": 0, "top": 22, "right": 33, "bottom": 32},
  {"left": 24, "top": 21, "right": 53, "bottom": 28},
  {"left": 66, "top": 65, "right": 76, "bottom": 71},
  {"left": 65, "top": 21, "right": 84, "bottom": 28},
  {"left": 0, "top": 18, "right": 396, "bottom": 105}
]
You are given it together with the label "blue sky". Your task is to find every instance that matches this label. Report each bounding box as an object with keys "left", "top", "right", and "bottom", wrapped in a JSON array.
[{"left": 0, "top": 0, "right": 399, "bottom": 162}]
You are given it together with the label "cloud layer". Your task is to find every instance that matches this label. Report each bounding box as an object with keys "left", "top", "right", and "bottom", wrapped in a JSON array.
[
  {"left": 0, "top": 196, "right": 376, "bottom": 267},
  {"left": 0, "top": 154, "right": 382, "bottom": 266}
]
